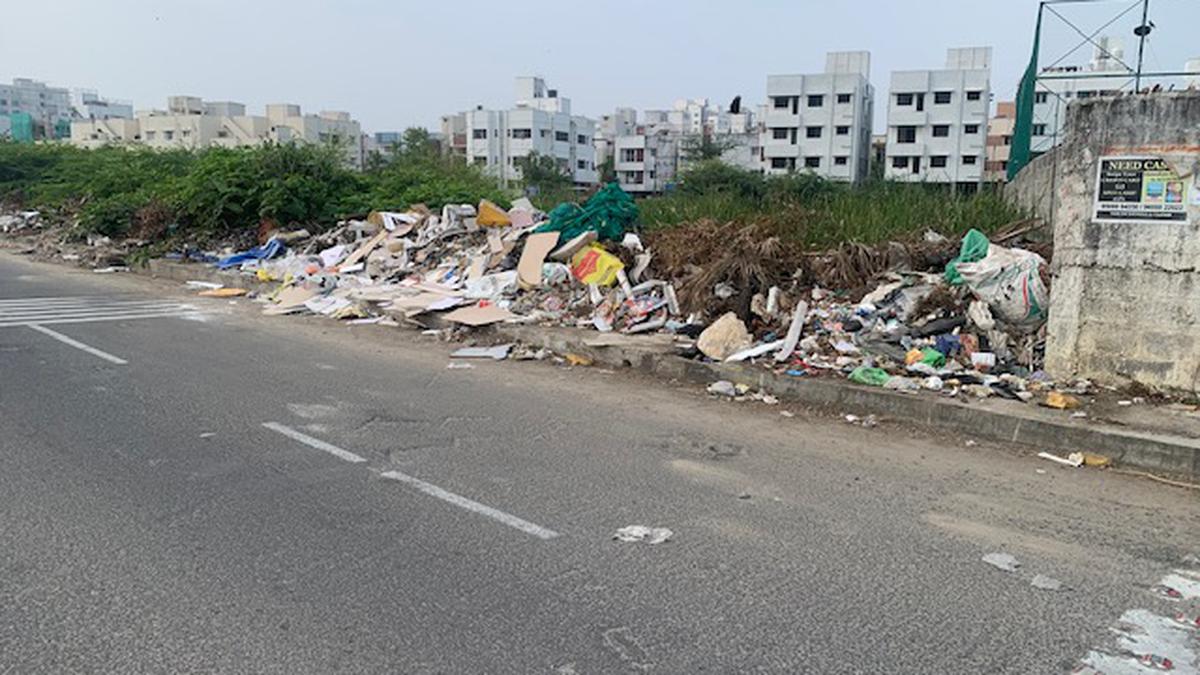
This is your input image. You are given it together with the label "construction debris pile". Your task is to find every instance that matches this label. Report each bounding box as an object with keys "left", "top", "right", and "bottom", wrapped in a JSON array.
[
  {"left": 3, "top": 185, "right": 1095, "bottom": 408},
  {"left": 673, "top": 224, "right": 1085, "bottom": 406},
  {"left": 208, "top": 183, "right": 680, "bottom": 334}
]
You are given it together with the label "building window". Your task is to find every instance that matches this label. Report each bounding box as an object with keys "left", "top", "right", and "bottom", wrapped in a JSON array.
[
  {"left": 472, "top": 128, "right": 487, "bottom": 139},
  {"left": 621, "top": 148, "right": 644, "bottom": 162},
  {"left": 806, "top": 126, "right": 822, "bottom": 139},
  {"left": 770, "top": 157, "right": 789, "bottom": 169},
  {"left": 772, "top": 96, "right": 790, "bottom": 109},
  {"left": 163, "top": 130, "right": 174, "bottom": 140},
  {"left": 1035, "top": 92, "right": 1049, "bottom": 104},
  {"left": 804, "top": 157, "right": 820, "bottom": 168},
  {"left": 511, "top": 128, "right": 531, "bottom": 139},
  {"left": 1032, "top": 124, "right": 1047, "bottom": 136},
  {"left": 931, "top": 155, "right": 948, "bottom": 168},
  {"left": 966, "top": 91, "right": 982, "bottom": 101},
  {"left": 896, "top": 93, "right": 914, "bottom": 106},
  {"left": 891, "top": 156, "right": 908, "bottom": 169},
  {"left": 807, "top": 94, "right": 824, "bottom": 107},
  {"left": 577, "top": 159, "right": 587, "bottom": 169},
  {"left": 963, "top": 155, "right": 978, "bottom": 165},
  {"left": 837, "top": 93, "right": 852, "bottom": 104},
  {"left": 145, "top": 131, "right": 156, "bottom": 140},
  {"left": 836, "top": 125, "right": 849, "bottom": 135},
  {"left": 896, "top": 126, "right": 917, "bottom": 143},
  {"left": 217, "top": 129, "right": 229, "bottom": 138},
  {"left": 181, "top": 129, "right": 191, "bottom": 138},
  {"left": 934, "top": 91, "right": 952, "bottom": 104},
  {"left": 932, "top": 125, "right": 950, "bottom": 137},
  {"left": 772, "top": 127, "right": 789, "bottom": 140},
  {"left": 834, "top": 156, "right": 848, "bottom": 166},
  {"left": 1077, "top": 91, "right": 1094, "bottom": 99},
  {"left": 964, "top": 124, "right": 980, "bottom": 134},
  {"left": 577, "top": 134, "right": 587, "bottom": 144},
  {"left": 555, "top": 131, "right": 569, "bottom": 142}
]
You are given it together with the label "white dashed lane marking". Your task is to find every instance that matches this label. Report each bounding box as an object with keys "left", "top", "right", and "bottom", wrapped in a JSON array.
[
  {"left": 261, "top": 422, "right": 367, "bottom": 463},
  {"left": 25, "top": 324, "right": 128, "bottom": 365},
  {"left": 262, "top": 422, "right": 559, "bottom": 540}
]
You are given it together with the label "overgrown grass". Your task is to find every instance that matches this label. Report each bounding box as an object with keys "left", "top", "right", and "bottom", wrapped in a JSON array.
[
  {"left": 0, "top": 140, "right": 511, "bottom": 243},
  {"left": 0, "top": 142, "right": 1022, "bottom": 252},
  {"left": 639, "top": 161, "right": 1025, "bottom": 249}
]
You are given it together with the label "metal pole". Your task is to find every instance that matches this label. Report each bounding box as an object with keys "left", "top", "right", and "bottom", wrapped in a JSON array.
[
  {"left": 1135, "top": 0, "right": 1149, "bottom": 91},
  {"left": 1048, "top": 94, "right": 1061, "bottom": 227}
]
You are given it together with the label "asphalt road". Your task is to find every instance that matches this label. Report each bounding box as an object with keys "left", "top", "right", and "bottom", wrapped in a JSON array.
[{"left": 1, "top": 252, "right": 1197, "bottom": 674}]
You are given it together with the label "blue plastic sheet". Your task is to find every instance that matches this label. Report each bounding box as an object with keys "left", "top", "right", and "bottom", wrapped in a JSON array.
[{"left": 216, "top": 239, "right": 285, "bottom": 270}]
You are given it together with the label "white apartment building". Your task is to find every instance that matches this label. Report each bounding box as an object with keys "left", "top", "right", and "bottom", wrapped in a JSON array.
[
  {"left": 72, "top": 90, "right": 133, "bottom": 120},
  {"left": 70, "top": 96, "right": 364, "bottom": 168},
  {"left": 446, "top": 77, "right": 598, "bottom": 186},
  {"left": 594, "top": 107, "right": 637, "bottom": 169},
  {"left": 613, "top": 126, "right": 678, "bottom": 194},
  {"left": 1031, "top": 37, "right": 1129, "bottom": 155},
  {"left": 0, "top": 77, "right": 73, "bottom": 136},
  {"left": 761, "top": 51, "right": 875, "bottom": 183},
  {"left": 885, "top": 47, "right": 992, "bottom": 185}
]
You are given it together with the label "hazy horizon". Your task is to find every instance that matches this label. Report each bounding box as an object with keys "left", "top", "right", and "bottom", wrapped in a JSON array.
[{"left": 4, "top": 0, "right": 1198, "bottom": 134}]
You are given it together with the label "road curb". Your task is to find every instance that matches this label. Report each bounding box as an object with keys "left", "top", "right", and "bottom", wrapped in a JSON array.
[{"left": 137, "top": 259, "right": 1200, "bottom": 480}]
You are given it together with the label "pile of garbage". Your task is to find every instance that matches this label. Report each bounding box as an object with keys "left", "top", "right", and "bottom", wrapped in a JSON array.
[
  {"left": 679, "top": 227, "right": 1084, "bottom": 406},
  {"left": 205, "top": 183, "right": 681, "bottom": 335}
]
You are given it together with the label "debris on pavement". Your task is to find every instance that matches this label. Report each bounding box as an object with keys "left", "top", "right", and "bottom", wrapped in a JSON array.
[
  {"left": 1030, "top": 574, "right": 1065, "bottom": 591},
  {"left": 707, "top": 380, "right": 738, "bottom": 398},
  {"left": 450, "top": 344, "right": 512, "bottom": 360},
  {"left": 614, "top": 526, "right": 673, "bottom": 544},
  {"left": 982, "top": 552, "right": 1021, "bottom": 572},
  {"left": 1038, "top": 451, "right": 1084, "bottom": 468}
]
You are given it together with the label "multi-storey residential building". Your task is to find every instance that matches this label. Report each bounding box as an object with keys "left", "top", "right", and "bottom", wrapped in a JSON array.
[
  {"left": 614, "top": 128, "right": 677, "bottom": 194},
  {"left": 885, "top": 47, "right": 991, "bottom": 186},
  {"left": 761, "top": 51, "right": 875, "bottom": 183},
  {"left": 1030, "top": 37, "right": 1128, "bottom": 155},
  {"left": 444, "top": 77, "right": 597, "bottom": 186},
  {"left": 0, "top": 78, "right": 74, "bottom": 138},
  {"left": 985, "top": 101, "right": 1015, "bottom": 182},
  {"left": 72, "top": 90, "right": 133, "bottom": 120},
  {"left": 594, "top": 107, "right": 637, "bottom": 170},
  {"left": 70, "top": 96, "right": 365, "bottom": 168}
]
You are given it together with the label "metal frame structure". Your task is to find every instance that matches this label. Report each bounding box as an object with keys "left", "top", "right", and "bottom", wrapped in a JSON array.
[{"left": 1011, "top": 0, "right": 1198, "bottom": 219}]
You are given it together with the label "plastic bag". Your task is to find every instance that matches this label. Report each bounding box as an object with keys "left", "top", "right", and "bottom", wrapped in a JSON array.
[
  {"left": 956, "top": 243, "right": 1048, "bottom": 330},
  {"left": 570, "top": 244, "right": 624, "bottom": 286},
  {"left": 944, "top": 229, "right": 990, "bottom": 285},
  {"left": 849, "top": 366, "right": 891, "bottom": 387}
]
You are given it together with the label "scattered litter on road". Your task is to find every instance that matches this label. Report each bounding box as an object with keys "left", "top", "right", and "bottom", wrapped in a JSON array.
[
  {"left": 450, "top": 344, "right": 512, "bottom": 360},
  {"left": 446, "top": 362, "right": 476, "bottom": 370},
  {"left": 185, "top": 281, "right": 224, "bottom": 290},
  {"left": 199, "top": 432, "right": 216, "bottom": 439},
  {"left": 1031, "top": 574, "right": 1065, "bottom": 591},
  {"left": 707, "top": 380, "right": 738, "bottom": 398},
  {"left": 198, "top": 287, "right": 249, "bottom": 298},
  {"left": 844, "top": 414, "right": 878, "bottom": 428},
  {"left": 92, "top": 266, "right": 128, "bottom": 274},
  {"left": 982, "top": 552, "right": 1021, "bottom": 572},
  {"left": 1037, "top": 451, "right": 1084, "bottom": 468},
  {"left": 564, "top": 353, "right": 593, "bottom": 367},
  {"left": 780, "top": 410, "right": 795, "bottom": 418},
  {"left": 614, "top": 526, "right": 673, "bottom": 544}
]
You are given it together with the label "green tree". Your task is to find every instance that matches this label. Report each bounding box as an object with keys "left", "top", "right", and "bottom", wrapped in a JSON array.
[
  {"left": 399, "top": 127, "right": 439, "bottom": 161},
  {"left": 514, "top": 152, "right": 571, "bottom": 192},
  {"left": 679, "top": 134, "right": 738, "bottom": 162},
  {"left": 597, "top": 155, "right": 615, "bottom": 183}
]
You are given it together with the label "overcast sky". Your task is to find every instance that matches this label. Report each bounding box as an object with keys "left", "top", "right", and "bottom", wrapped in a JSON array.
[{"left": 3, "top": 0, "right": 1197, "bottom": 134}]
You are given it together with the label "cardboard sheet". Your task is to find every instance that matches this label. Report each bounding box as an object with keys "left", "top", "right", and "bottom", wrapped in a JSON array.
[
  {"left": 442, "top": 304, "right": 515, "bottom": 326},
  {"left": 517, "top": 232, "right": 559, "bottom": 289}
]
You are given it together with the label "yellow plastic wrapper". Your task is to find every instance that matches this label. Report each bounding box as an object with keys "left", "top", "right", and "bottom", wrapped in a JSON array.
[
  {"left": 570, "top": 244, "right": 624, "bottom": 286},
  {"left": 477, "top": 200, "right": 512, "bottom": 228}
]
